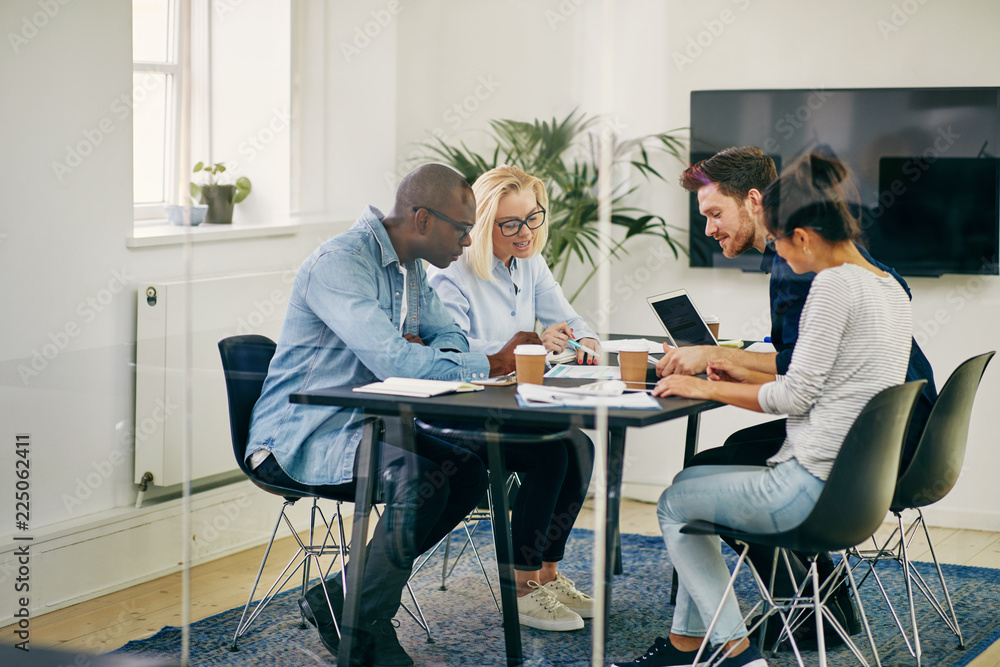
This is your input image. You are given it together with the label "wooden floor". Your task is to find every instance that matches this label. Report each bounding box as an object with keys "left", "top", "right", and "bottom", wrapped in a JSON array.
[{"left": 5, "top": 498, "right": 1000, "bottom": 665}]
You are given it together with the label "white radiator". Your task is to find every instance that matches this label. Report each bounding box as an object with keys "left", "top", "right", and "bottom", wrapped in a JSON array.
[{"left": 134, "top": 271, "right": 292, "bottom": 487}]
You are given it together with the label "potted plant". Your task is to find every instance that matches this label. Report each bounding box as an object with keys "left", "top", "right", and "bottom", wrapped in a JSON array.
[
  {"left": 189, "top": 161, "right": 252, "bottom": 224},
  {"left": 416, "top": 110, "right": 688, "bottom": 302}
]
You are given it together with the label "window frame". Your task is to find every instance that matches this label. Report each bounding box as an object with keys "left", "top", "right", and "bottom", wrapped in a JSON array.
[{"left": 132, "top": 0, "right": 209, "bottom": 225}]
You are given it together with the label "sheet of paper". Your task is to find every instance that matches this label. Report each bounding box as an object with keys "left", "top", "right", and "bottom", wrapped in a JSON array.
[
  {"left": 544, "top": 365, "right": 621, "bottom": 380},
  {"left": 516, "top": 384, "right": 660, "bottom": 410},
  {"left": 745, "top": 341, "right": 776, "bottom": 353},
  {"left": 600, "top": 338, "right": 664, "bottom": 354}
]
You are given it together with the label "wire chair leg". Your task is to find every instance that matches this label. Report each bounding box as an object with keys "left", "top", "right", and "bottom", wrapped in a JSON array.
[
  {"left": 231, "top": 502, "right": 292, "bottom": 650},
  {"left": 439, "top": 531, "right": 452, "bottom": 590},
  {"left": 691, "top": 542, "right": 751, "bottom": 667},
  {"left": 842, "top": 549, "right": 882, "bottom": 667},
  {"left": 897, "top": 512, "right": 922, "bottom": 666},
  {"left": 918, "top": 509, "right": 965, "bottom": 647}
]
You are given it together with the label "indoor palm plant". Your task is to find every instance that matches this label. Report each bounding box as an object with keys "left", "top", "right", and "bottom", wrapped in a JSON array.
[{"left": 417, "top": 110, "right": 688, "bottom": 302}]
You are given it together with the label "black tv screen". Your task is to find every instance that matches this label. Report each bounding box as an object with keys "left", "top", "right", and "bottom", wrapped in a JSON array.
[{"left": 688, "top": 87, "right": 1000, "bottom": 276}]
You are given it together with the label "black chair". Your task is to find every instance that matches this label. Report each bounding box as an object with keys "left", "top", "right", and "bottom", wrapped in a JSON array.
[
  {"left": 853, "top": 352, "right": 994, "bottom": 666},
  {"left": 218, "top": 334, "right": 432, "bottom": 651},
  {"left": 681, "top": 381, "right": 926, "bottom": 667}
]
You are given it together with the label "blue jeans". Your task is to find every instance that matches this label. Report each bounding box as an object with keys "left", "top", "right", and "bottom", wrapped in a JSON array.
[{"left": 657, "top": 459, "right": 824, "bottom": 645}]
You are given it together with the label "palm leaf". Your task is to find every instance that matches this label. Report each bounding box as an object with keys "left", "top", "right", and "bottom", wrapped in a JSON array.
[{"left": 413, "top": 111, "right": 688, "bottom": 302}]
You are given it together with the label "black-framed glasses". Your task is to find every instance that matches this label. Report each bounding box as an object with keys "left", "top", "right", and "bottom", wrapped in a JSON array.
[
  {"left": 764, "top": 228, "right": 795, "bottom": 252},
  {"left": 412, "top": 206, "right": 474, "bottom": 241},
  {"left": 495, "top": 206, "right": 546, "bottom": 237}
]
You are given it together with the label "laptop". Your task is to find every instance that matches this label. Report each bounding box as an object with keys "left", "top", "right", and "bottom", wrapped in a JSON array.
[{"left": 645, "top": 289, "right": 719, "bottom": 347}]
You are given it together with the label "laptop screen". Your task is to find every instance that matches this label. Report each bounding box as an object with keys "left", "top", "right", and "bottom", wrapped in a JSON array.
[{"left": 646, "top": 290, "right": 718, "bottom": 347}]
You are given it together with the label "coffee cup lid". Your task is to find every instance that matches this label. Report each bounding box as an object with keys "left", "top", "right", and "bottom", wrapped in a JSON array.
[
  {"left": 514, "top": 344, "right": 547, "bottom": 355},
  {"left": 617, "top": 340, "right": 648, "bottom": 352},
  {"left": 703, "top": 314, "right": 719, "bottom": 324}
]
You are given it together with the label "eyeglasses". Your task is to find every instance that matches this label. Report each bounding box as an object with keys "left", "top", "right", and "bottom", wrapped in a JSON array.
[
  {"left": 764, "top": 229, "right": 796, "bottom": 252},
  {"left": 495, "top": 206, "right": 546, "bottom": 237},
  {"left": 765, "top": 226, "right": 820, "bottom": 252},
  {"left": 412, "top": 206, "right": 474, "bottom": 241}
]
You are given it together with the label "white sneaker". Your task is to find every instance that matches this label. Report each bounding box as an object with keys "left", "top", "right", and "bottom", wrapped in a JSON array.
[
  {"left": 543, "top": 572, "right": 595, "bottom": 619},
  {"left": 517, "top": 580, "right": 584, "bottom": 631}
]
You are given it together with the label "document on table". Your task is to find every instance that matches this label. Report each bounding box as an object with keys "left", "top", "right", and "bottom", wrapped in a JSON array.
[
  {"left": 516, "top": 384, "right": 660, "bottom": 410},
  {"left": 544, "top": 365, "right": 621, "bottom": 380},
  {"left": 745, "top": 341, "right": 776, "bottom": 353},
  {"left": 353, "top": 377, "right": 484, "bottom": 398},
  {"left": 600, "top": 338, "right": 664, "bottom": 354}
]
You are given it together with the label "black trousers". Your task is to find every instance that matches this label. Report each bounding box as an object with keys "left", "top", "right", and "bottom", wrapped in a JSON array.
[
  {"left": 429, "top": 422, "right": 596, "bottom": 570},
  {"left": 254, "top": 431, "right": 488, "bottom": 621}
]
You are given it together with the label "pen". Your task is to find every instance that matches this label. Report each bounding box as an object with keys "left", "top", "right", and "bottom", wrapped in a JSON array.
[{"left": 566, "top": 337, "right": 597, "bottom": 357}]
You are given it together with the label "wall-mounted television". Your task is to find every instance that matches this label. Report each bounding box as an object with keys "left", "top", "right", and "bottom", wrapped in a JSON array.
[{"left": 688, "top": 87, "right": 1000, "bottom": 276}]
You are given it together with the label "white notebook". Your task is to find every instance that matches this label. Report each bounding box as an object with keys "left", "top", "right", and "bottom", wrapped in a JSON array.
[{"left": 353, "top": 377, "right": 485, "bottom": 398}]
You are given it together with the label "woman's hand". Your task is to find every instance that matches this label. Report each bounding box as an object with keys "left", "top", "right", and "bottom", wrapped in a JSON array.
[
  {"left": 652, "top": 374, "right": 714, "bottom": 400},
  {"left": 706, "top": 359, "right": 751, "bottom": 383},
  {"left": 576, "top": 337, "right": 600, "bottom": 366},
  {"left": 541, "top": 322, "right": 572, "bottom": 353}
]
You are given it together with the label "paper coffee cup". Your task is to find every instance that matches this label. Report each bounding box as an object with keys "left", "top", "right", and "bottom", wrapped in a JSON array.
[
  {"left": 514, "top": 344, "right": 547, "bottom": 385},
  {"left": 617, "top": 341, "right": 648, "bottom": 389},
  {"left": 704, "top": 315, "right": 720, "bottom": 340}
]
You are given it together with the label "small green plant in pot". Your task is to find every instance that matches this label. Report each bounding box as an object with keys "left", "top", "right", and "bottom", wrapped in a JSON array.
[{"left": 189, "top": 161, "right": 252, "bottom": 224}]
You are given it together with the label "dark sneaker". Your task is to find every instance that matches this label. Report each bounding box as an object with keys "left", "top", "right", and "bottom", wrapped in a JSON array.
[
  {"left": 367, "top": 618, "right": 414, "bottom": 667},
  {"left": 719, "top": 642, "right": 768, "bottom": 666},
  {"left": 613, "top": 636, "right": 706, "bottom": 666},
  {"left": 299, "top": 575, "right": 345, "bottom": 658},
  {"left": 833, "top": 586, "right": 863, "bottom": 636}
]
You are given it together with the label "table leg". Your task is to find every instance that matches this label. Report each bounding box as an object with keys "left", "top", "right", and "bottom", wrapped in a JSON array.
[
  {"left": 596, "top": 425, "right": 627, "bottom": 667},
  {"left": 486, "top": 426, "right": 523, "bottom": 666},
  {"left": 339, "top": 418, "right": 379, "bottom": 667},
  {"left": 671, "top": 413, "right": 703, "bottom": 606},
  {"left": 683, "top": 412, "right": 701, "bottom": 466},
  {"left": 608, "top": 427, "right": 626, "bottom": 577}
]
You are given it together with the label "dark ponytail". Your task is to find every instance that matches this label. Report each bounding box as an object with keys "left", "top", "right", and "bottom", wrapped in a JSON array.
[{"left": 762, "top": 152, "right": 861, "bottom": 243}]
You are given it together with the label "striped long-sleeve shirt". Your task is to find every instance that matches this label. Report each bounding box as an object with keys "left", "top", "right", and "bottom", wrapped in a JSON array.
[{"left": 759, "top": 263, "right": 912, "bottom": 481}]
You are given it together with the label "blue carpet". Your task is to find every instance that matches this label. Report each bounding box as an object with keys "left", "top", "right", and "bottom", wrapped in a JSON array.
[{"left": 112, "top": 526, "right": 1000, "bottom": 666}]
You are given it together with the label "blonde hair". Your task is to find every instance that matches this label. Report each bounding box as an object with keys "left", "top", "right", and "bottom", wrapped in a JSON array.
[{"left": 466, "top": 165, "right": 550, "bottom": 281}]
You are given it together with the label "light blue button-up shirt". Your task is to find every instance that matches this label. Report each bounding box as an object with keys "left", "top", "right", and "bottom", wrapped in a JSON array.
[
  {"left": 247, "top": 206, "right": 490, "bottom": 486},
  {"left": 427, "top": 253, "right": 597, "bottom": 355}
]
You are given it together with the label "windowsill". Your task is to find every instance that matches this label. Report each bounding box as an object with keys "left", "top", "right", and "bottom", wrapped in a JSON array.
[{"left": 126, "top": 220, "right": 300, "bottom": 248}]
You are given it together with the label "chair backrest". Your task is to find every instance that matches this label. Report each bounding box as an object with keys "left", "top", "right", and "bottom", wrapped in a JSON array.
[
  {"left": 892, "top": 351, "right": 995, "bottom": 511},
  {"left": 217, "top": 334, "right": 312, "bottom": 503},
  {"left": 780, "top": 381, "right": 926, "bottom": 554}
]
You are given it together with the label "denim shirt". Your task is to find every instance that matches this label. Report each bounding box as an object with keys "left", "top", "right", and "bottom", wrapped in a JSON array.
[
  {"left": 246, "top": 206, "right": 490, "bottom": 486},
  {"left": 427, "top": 253, "right": 597, "bottom": 354}
]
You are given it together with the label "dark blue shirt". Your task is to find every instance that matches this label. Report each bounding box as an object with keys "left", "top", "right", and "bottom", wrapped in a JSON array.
[{"left": 760, "top": 244, "right": 937, "bottom": 460}]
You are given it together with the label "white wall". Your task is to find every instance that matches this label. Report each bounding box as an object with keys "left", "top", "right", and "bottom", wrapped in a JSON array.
[
  {"left": 390, "top": 0, "right": 1000, "bottom": 528},
  {"left": 0, "top": 0, "right": 400, "bottom": 622}
]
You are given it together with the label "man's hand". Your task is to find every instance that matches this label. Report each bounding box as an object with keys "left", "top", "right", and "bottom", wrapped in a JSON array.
[
  {"left": 656, "top": 344, "right": 717, "bottom": 377},
  {"left": 403, "top": 333, "right": 425, "bottom": 346},
  {"left": 486, "top": 331, "right": 542, "bottom": 376},
  {"left": 541, "top": 322, "right": 572, "bottom": 353},
  {"left": 706, "top": 359, "right": 751, "bottom": 383},
  {"left": 652, "top": 374, "right": 713, "bottom": 400}
]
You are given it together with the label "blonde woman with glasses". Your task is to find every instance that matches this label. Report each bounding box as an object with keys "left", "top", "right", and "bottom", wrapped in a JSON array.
[{"left": 427, "top": 165, "right": 598, "bottom": 632}]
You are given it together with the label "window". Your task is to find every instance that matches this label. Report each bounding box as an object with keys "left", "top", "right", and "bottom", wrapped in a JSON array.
[
  {"left": 132, "top": 0, "right": 208, "bottom": 223},
  {"left": 127, "top": 0, "right": 291, "bottom": 238}
]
